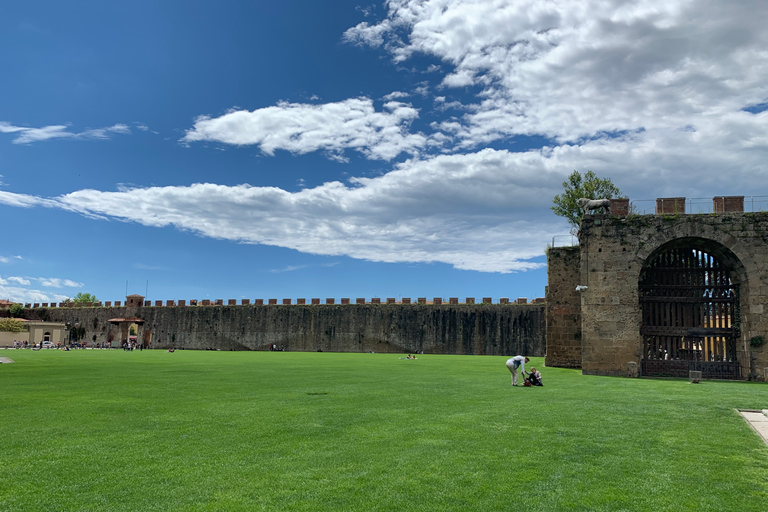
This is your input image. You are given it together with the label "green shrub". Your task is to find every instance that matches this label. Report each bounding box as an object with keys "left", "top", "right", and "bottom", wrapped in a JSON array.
[{"left": 0, "top": 318, "right": 25, "bottom": 332}]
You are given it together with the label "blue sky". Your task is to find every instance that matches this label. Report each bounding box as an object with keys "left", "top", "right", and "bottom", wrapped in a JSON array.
[{"left": 1, "top": 0, "right": 766, "bottom": 305}]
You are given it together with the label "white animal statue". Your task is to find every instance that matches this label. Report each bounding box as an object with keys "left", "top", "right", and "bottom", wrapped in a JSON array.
[{"left": 577, "top": 197, "right": 611, "bottom": 215}]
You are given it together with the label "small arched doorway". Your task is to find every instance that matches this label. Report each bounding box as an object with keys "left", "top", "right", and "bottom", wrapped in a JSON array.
[{"left": 639, "top": 239, "right": 741, "bottom": 379}]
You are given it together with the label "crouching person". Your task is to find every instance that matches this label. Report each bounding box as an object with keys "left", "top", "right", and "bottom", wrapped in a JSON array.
[{"left": 526, "top": 367, "right": 543, "bottom": 386}]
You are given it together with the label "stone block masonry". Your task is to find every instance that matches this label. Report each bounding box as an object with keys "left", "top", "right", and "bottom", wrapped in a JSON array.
[
  {"left": 27, "top": 303, "right": 546, "bottom": 356},
  {"left": 546, "top": 246, "right": 583, "bottom": 369},
  {"left": 575, "top": 210, "right": 768, "bottom": 378}
]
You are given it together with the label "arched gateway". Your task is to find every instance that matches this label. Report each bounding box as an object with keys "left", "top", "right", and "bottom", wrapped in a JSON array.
[
  {"left": 639, "top": 240, "right": 741, "bottom": 378},
  {"left": 545, "top": 198, "right": 768, "bottom": 380}
]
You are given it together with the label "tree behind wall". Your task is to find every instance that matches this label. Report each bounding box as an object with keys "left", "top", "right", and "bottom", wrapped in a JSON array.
[
  {"left": 0, "top": 318, "right": 25, "bottom": 332},
  {"left": 65, "top": 292, "right": 99, "bottom": 306},
  {"left": 551, "top": 170, "right": 624, "bottom": 234},
  {"left": 9, "top": 303, "right": 24, "bottom": 318}
]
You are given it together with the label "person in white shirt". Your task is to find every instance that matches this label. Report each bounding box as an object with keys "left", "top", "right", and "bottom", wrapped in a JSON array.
[{"left": 505, "top": 355, "right": 529, "bottom": 386}]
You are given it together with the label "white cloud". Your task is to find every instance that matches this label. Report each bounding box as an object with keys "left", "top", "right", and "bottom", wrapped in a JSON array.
[
  {"left": 383, "top": 91, "right": 409, "bottom": 100},
  {"left": 343, "top": 19, "right": 393, "bottom": 47},
  {"left": 0, "top": 0, "right": 766, "bottom": 278},
  {"left": 81, "top": 124, "right": 131, "bottom": 139},
  {"left": 37, "top": 278, "right": 83, "bottom": 288},
  {"left": 0, "top": 190, "right": 58, "bottom": 208},
  {"left": 0, "top": 274, "right": 80, "bottom": 303},
  {"left": 347, "top": 0, "right": 768, "bottom": 151},
  {"left": 270, "top": 265, "right": 309, "bottom": 273},
  {"left": 0, "top": 148, "right": 571, "bottom": 272},
  {"left": 0, "top": 115, "right": 767, "bottom": 273},
  {"left": 182, "top": 97, "right": 429, "bottom": 161},
  {"left": 0, "top": 121, "right": 131, "bottom": 144},
  {"left": 0, "top": 284, "right": 69, "bottom": 304}
]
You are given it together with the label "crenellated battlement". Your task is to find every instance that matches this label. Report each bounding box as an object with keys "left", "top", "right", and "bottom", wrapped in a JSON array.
[
  {"left": 15, "top": 296, "right": 546, "bottom": 309},
  {"left": 608, "top": 195, "right": 767, "bottom": 216}
]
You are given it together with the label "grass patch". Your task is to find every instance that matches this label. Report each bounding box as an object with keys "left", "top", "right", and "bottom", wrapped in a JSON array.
[{"left": 1, "top": 350, "right": 767, "bottom": 511}]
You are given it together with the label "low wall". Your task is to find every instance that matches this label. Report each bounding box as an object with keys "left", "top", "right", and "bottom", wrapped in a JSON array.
[
  {"left": 24, "top": 303, "right": 546, "bottom": 356},
  {"left": 0, "top": 332, "right": 28, "bottom": 346}
]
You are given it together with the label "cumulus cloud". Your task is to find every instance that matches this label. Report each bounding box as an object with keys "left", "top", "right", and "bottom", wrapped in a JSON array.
[
  {"left": 0, "top": 121, "right": 131, "bottom": 144},
  {"left": 0, "top": 148, "right": 574, "bottom": 272},
  {"left": 346, "top": 0, "right": 768, "bottom": 151},
  {"left": 382, "top": 91, "right": 409, "bottom": 100},
  {"left": 1, "top": 0, "right": 767, "bottom": 278},
  {"left": 182, "top": 97, "right": 429, "bottom": 161},
  {"left": 0, "top": 118, "right": 766, "bottom": 273}
]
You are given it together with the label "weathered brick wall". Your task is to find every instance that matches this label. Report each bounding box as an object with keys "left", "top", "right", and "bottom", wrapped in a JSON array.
[
  {"left": 713, "top": 196, "right": 745, "bottom": 213},
  {"left": 545, "top": 246, "right": 583, "bottom": 368},
  {"left": 579, "top": 212, "right": 768, "bottom": 378},
  {"left": 25, "top": 303, "right": 546, "bottom": 356}
]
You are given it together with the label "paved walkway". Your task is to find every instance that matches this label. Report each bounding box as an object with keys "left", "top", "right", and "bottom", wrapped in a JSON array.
[{"left": 739, "top": 410, "right": 768, "bottom": 446}]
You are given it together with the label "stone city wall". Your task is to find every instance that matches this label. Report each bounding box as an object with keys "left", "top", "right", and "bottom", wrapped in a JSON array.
[{"left": 20, "top": 302, "right": 547, "bottom": 356}]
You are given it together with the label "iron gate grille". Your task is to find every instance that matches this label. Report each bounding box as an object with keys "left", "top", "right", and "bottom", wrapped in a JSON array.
[{"left": 639, "top": 247, "right": 739, "bottom": 379}]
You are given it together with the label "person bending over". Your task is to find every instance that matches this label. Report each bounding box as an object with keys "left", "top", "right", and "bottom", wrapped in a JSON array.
[{"left": 505, "top": 355, "right": 529, "bottom": 386}]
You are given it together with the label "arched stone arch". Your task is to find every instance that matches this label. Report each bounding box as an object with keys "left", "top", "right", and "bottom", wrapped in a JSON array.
[
  {"left": 632, "top": 223, "right": 757, "bottom": 289},
  {"left": 637, "top": 238, "right": 744, "bottom": 378},
  {"left": 573, "top": 212, "right": 768, "bottom": 379}
]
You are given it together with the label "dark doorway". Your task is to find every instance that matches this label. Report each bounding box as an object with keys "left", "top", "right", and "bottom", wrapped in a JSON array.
[{"left": 639, "top": 244, "right": 740, "bottom": 379}]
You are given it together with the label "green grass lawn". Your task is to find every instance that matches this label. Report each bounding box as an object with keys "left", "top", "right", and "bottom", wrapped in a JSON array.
[{"left": 1, "top": 350, "right": 767, "bottom": 511}]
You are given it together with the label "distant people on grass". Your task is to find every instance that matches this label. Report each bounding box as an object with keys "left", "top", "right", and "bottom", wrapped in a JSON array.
[{"left": 505, "top": 355, "right": 529, "bottom": 386}]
